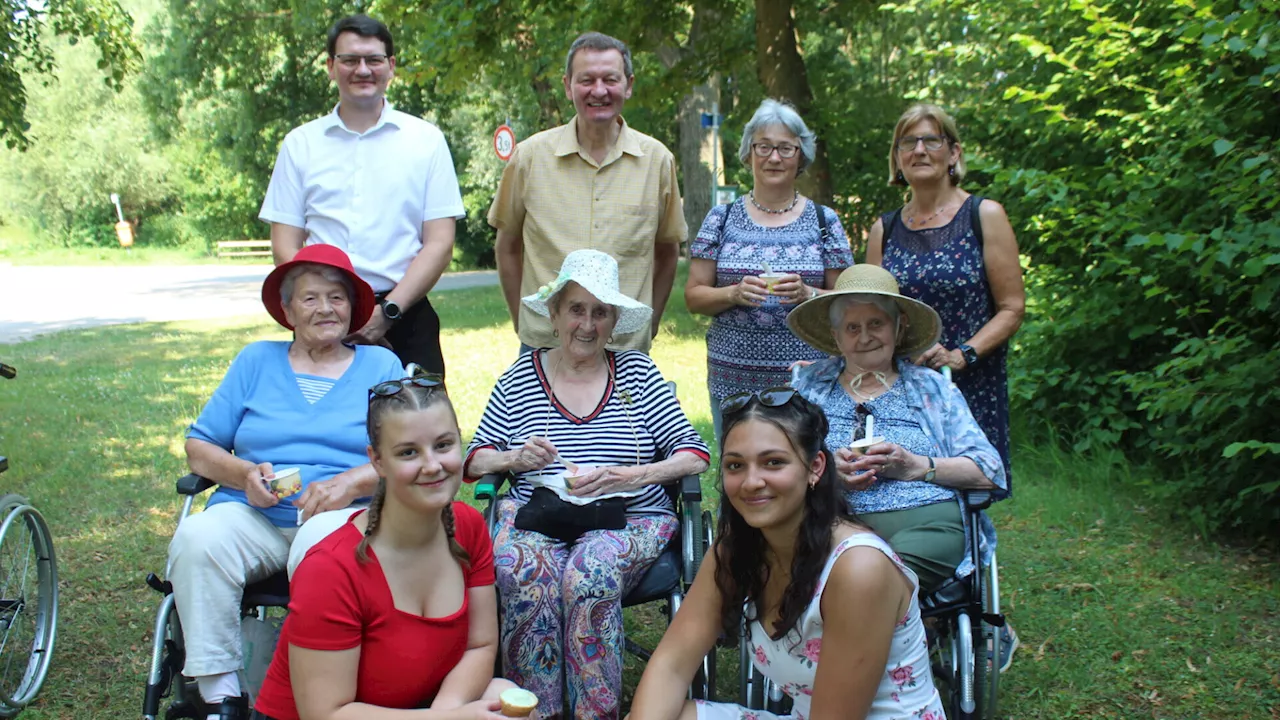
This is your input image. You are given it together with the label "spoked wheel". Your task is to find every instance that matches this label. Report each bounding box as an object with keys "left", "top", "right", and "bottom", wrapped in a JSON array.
[{"left": 0, "top": 495, "right": 57, "bottom": 717}]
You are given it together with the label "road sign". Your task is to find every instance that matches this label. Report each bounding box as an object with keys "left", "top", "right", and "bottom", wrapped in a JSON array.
[
  {"left": 700, "top": 112, "right": 722, "bottom": 129},
  {"left": 493, "top": 125, "right": 516, "bottom": 161}
]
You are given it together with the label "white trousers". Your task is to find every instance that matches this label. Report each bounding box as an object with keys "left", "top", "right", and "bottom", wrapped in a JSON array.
[{"left": 167, "top": 502, "right": 362, "bottom": 677}]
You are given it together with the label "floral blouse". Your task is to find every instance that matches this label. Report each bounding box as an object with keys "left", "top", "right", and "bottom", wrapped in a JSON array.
[
  {"left": 693, "top": 533, "right": 945, "bottom": 720},
  {"left": 793, "top": 357, "right": 1006, "bottom": 580}
]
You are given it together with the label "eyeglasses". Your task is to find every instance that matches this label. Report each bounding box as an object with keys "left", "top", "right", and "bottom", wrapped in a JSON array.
[
  {"left": 335, "top": 54, "right": 389, "bottom": 69},
  {"left": 720, "top": 386, "right": 800, "bottom": 415},
  {"left": 896, "top": 135, "right": 947, "bottom": 152},
  {"left": 751, "top": 142, "right": 799, "bottom": 159},
  {"left": 369, "top": 373, "right": 444, "bottom": 398}
]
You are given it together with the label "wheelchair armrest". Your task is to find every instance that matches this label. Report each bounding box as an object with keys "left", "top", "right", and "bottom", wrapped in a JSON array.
[
  {"left": 680, "top": 474, "right": 702, "bottom": 505},
  {"left": 177, "top": 473, "right": 215, "bottom": 496},
  {"left": 474, "top": 473, "right": 510, "bottom": 502},
  {"left": 964, "top": 489, "right": 993, "bottom": 510}
]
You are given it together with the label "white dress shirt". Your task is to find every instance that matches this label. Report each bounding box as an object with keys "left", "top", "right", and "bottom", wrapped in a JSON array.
[{"left": 260, "top": 103, "right": 465, "bottom": 292}]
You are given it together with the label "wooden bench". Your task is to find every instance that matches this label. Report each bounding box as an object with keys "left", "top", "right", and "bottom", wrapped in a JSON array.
[{"left": 216, "top": 240, "right": 273, "bottom": 258}]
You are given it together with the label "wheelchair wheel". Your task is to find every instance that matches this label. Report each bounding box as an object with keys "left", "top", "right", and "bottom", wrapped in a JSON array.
[{"left": 0, "top": 495, "right": 57, "bottom": 716}]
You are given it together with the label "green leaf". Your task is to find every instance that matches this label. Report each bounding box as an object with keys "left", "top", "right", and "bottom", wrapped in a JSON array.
[
  {"left": 1213, "top": 138, "right": 1235, "bottom": 156},
  {"left": 1243, "top": 156, "right": 1267, "bottom": 170}
]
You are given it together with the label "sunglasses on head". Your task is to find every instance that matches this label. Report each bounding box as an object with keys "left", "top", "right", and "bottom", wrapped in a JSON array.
[
  {"left": 719, "top": 386, "right": 800, "bottom": 415},
  {"left": 369, "top": 372, "right": 444, "bottom": 399}
]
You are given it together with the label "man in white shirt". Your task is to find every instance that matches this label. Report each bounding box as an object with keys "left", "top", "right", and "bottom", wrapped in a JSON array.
[{"left": 260, "top": 14, "right": 464, "bottom": 375}]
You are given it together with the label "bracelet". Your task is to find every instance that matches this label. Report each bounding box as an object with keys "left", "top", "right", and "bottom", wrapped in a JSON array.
[{"left": 808, "top": 285, "right": 819, "bottom": 300}]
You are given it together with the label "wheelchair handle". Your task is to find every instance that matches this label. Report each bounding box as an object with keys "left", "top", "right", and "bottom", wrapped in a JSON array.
[{"left": 0, "top": 363, "right": 15, "bottom": 379}]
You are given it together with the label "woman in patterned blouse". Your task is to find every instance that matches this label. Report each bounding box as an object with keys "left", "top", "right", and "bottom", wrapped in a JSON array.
[
  {"left": 786, "top": 264, "right": 1006, "bottom": 595},
  {"left": 685, "top": 98, "right": 853, "bottom": 441}
]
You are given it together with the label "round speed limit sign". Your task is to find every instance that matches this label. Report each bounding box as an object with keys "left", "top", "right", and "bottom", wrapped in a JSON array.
[{"left": 493, "top": 125, "right": 516, "bottom": 161}]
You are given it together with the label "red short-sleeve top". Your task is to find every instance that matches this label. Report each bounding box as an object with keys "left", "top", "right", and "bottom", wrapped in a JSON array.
[{"left": 253, "top": 503, "right": 495, "bottom": 719}]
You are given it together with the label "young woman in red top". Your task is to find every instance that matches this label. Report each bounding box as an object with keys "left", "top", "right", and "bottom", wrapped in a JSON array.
[{"left": 252, "top": 377, "right": 518, "bottom": 720}]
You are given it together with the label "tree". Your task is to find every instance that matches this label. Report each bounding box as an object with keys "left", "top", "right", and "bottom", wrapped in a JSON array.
[{"left": 0, "top": 0, "right": 140, "bottom": 149}]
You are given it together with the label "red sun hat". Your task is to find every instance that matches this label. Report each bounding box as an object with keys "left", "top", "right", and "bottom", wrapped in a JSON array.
[{"left": 260, "top": 245, "right": 376, "bottom": 331}]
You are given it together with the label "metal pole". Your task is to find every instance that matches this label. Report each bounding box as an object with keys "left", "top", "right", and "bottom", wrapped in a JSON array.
[{"left": 710, "top": 103, "right": 719, "bottom": 206}]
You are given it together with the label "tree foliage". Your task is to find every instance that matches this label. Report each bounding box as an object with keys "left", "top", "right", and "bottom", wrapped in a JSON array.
[
  {"left": 0, "top": 0, "right": 140, "bottom": 148},
  {"left": 9, "top": 0, "right": 1275, "bottom": 532}
]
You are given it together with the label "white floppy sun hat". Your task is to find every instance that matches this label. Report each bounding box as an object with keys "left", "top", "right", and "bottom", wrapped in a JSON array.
[{"left": 521, "top": 249, "right": 653, "bottom": 335}]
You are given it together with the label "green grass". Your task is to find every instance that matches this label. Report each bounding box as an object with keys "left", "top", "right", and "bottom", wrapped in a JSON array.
[{"left": 0, "top": 272, "right": 1276, "bottom": 718}]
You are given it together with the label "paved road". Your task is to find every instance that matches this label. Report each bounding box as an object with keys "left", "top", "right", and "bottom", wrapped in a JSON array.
[{"left": 0, "top": 265, "right": 498, "bottom": 344}]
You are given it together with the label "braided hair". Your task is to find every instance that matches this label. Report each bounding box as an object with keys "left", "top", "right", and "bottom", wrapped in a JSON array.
[
  {"left": 357, "top": 380, "right": 471, "bottom": 568},
  {"left": 713, "top": 392, "right": 858, "bottom": 644}
]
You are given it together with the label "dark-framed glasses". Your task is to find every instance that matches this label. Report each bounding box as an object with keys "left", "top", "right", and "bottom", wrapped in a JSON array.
[
  {"left": 335, "top": 53, "right": 389, "bottom": 69},
  {"left": 751, "top": 142, "right": 799, "bottom": 159},
  {"left": 369, "top": 373, "right": 443, "bottom": 398},
  {"left": 720, "top": 386, "right": 800, "bottom": 415},
  {"left": 896, "top": 134, "right": 946, "bottom": 152}
]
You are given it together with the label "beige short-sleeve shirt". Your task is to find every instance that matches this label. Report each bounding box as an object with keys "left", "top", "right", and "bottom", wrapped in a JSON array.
[{"left": 487, "top": 116, "right": 687, "bottom": 352}]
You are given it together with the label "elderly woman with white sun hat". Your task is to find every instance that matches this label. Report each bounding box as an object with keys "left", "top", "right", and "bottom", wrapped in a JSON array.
[{"left": 465, "top": 249, "right": 709, "bottom": 719}]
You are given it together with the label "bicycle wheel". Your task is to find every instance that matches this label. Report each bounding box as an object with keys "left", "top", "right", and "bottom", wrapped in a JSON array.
[{"left": 0, "top": 495, "right": 57, "bottom": 716}]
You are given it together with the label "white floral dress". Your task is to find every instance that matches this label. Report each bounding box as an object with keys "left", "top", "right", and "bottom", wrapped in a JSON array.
[{"left": 695, "top": 532, "right": 946, "bottom": 720}]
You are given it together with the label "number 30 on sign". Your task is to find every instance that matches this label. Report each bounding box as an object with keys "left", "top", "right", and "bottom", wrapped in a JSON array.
[{"left": 493, "top": 125, "right": 516, "bottom": 162}]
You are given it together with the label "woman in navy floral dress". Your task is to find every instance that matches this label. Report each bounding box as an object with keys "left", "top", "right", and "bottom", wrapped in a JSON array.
[
  {"left": 686, "top": 99, "right": 853, "bottom": 441},
  {"left": 866, "top": 102, "right": 1025, "bottom": 671}
]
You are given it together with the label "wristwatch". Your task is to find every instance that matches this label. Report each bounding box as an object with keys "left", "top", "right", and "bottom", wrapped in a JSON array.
[
  {"left": 959, "top": 343, "right": 979, "bottom": 367},
  {"left": 379, "top": 298, "right": 403, "bottom": 322},
  {"left": 923, "top": 456, "right": 937, "bottom": 483}
]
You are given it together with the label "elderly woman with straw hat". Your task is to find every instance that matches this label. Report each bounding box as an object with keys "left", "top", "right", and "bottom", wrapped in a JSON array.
[
  {"left": 465, "top": 249, "right": 709, "bottom": 719},
  {"left": 787, "top": 264, "right": 1007, "bottom": 594}
]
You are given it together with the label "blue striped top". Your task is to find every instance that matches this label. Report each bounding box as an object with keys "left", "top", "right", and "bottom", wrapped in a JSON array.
[
  {"left": 295, "top": 374, "right": 337, "bottom": 404},
  {"left": 465, "top": 350, "right": 710, "bottom": 515}
]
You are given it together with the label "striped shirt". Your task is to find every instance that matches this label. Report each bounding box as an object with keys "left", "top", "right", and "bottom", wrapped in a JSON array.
[
  {"left": 486, "top": 116, "right": 688, "bottom": 352},
  {"left": 465, "top": 350, "right": 709, "bottom": 515},
  {"left": 296, "top": 374, "right": 337, "bottom": 404}
]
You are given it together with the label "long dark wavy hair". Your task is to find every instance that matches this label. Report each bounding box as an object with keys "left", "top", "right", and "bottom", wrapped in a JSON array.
[
  {"left": 359, "top": 381, "right": 470, "bottom": 568},
  {"left": 714, "top": 392, "right": 859, "bottom": 644}
]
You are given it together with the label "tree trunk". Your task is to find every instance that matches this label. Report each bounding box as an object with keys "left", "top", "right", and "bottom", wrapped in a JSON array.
[
  {"left": 678, "top": 80, "right": 721, "bottom": 254},
  {"left": 754, "top": 0, "right": 832, "bottom": 205}
]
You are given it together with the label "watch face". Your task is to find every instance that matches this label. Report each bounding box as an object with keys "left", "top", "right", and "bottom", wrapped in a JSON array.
[{"left": 382, "top": 300, "right": 402, "bottom": 320}]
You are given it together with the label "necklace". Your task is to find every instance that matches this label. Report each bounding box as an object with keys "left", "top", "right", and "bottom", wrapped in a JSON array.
[
  {"left": 843, "top": 368, "right": 891, "bottom": 401},
  {"left": 749, "top": 190, "right": 799, "bottom": 215},
  {"left": 904, "top": 200, "right": 957, "bottom": 228}
]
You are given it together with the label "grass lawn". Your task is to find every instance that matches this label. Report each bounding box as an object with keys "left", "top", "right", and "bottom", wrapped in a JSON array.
[{"left": 0, "top": 277, "right": 1276, "bottom": 718}]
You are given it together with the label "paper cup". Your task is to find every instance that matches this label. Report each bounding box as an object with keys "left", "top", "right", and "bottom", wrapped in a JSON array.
[
  {"left": 269, "top": 467, "right": 302, "bottom": 498},
  {"left": 499, "top": 687, "right": 539, "bottom": 717},
  {"left": 848, "top": 436, "right": 885, "bottom": 457},
  {"left": 759, "top": 272, "right": 787, "bottom": 306},
  {"left": 563, "top": 464, "right": 598, "bottom": 489}
]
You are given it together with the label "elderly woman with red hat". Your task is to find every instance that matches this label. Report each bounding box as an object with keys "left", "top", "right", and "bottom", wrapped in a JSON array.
[{"left": 167, "top": 245, "right": 404, "bottom": 719}]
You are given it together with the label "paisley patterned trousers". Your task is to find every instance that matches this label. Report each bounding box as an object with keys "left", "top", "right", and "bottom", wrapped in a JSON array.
[{"left": 493, "top": 498, "right": 678, "bottom": 720}]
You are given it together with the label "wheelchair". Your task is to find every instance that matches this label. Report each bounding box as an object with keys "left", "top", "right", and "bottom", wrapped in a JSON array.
[
  {"left": 474, "top": 470, "right": 716, "bottom": 700},
  {"left": 0, "top": 362, "right": 59, "bottom": 719},
  {"left": 143, "top": 474, "right": 291, "bottom": 720},
  {"left": 740, "top": 490, "right": 1005, "bottom": 719}
]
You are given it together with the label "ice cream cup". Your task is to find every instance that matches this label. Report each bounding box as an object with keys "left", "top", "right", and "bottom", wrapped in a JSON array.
[
  {"left": 499, "top": 687, "right": 538, "bottom": 717},
  {"left": 759, "top": 272, "right": 787, "bottom": 306},
  {"left": 268, "top": 467, "right": 302, "bottom": 499},
  {"left": 563, "top": 464, "right": 598, "bottom": 490},
  {"left": 848, "top": 436, "right": 885, "bottom": 458}
]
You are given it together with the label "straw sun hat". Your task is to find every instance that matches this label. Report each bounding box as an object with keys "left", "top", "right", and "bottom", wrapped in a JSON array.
[
  {"left": 522, "top": 249, "right": 653, "bottom": 335},
  {"left": 786, "top": 264, "right": 941, "bottom": 357}
]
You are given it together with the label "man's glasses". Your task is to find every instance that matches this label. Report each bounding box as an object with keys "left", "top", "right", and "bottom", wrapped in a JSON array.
[
  {"left": 896, "top": 134, "right": 946, "bottom": 152},
  {"left": 369, "top": 373, "right": 443, "bottom": 398},
  {"left": 335, "top": 54, "right": 389, "bottom": 69},
  {"left": 751, "top": 142, "right": 799, "bottom": 159},
  {"left": 720, "top": 386, "right": 800, "bottom": 415}
]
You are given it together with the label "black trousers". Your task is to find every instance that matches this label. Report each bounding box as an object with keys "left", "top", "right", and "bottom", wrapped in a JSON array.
[{"left": 377, "top": 292, "right": 445, "bottom": 378}]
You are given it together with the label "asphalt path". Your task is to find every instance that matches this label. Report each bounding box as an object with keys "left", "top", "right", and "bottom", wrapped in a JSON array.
[{"left": 0, "top": 265, "right": 498, "bottom": 344}]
